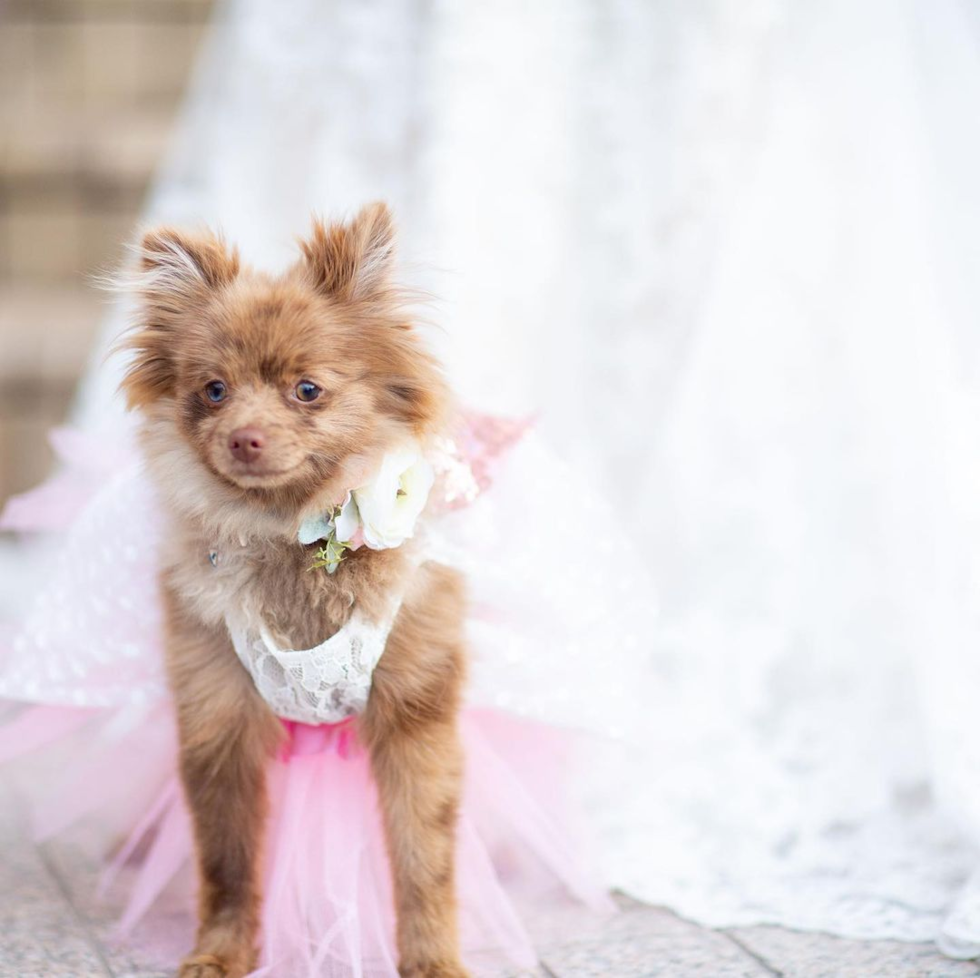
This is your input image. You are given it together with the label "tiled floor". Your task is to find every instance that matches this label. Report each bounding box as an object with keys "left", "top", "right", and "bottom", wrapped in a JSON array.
[{"left": 0, "top": 778, "right": 976, "bottom": 978}]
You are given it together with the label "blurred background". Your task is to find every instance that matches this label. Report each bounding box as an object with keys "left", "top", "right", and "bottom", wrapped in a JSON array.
[{"left": 0, "top": 0, "right": 212, "bottom": 506}]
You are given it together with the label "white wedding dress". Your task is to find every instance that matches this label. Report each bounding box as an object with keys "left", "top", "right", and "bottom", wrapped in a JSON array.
[{"left": 15, "top": 0, "right": 980, "bottom": 959}]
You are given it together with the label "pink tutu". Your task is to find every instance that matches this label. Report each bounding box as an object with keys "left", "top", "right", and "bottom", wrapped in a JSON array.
[{"left": 0, "top": 420, "right": 632, "bottom": 977}]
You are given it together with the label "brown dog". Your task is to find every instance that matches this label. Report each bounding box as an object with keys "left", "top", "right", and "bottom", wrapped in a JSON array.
[{"left": 120, "top": 203, "right": 469, "bottom": 978}]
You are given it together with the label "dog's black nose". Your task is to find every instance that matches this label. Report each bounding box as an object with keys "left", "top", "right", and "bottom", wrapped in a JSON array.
[{"left": 228, "top": 427, "right": 265, "bottom": 464}]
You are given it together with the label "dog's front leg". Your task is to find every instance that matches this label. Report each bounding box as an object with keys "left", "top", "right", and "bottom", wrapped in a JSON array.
[
  {"left": 164, "top": 585, "right": 282, "bottom": 978},
  {"left": 363, "top": 586, "right": 469, "bottom": 978},
  {"left": 367, "top": 710, "right": 467, "bottom": 978}
]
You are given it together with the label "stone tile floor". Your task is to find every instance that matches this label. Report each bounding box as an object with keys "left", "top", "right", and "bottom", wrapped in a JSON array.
[{"left": 0, "top": 772, "right": 976, "bottom": 978}]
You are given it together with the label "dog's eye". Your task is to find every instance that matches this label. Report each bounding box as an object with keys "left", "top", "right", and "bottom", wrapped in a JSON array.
[
  {"left": 295, "top": 381, "right": 322, "bottom": 403},
  {"left": 204, "top": 381, "right": 228, "bottom": 403}
]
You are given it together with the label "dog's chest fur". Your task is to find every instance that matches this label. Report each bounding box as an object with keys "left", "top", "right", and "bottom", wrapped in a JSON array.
[
  {"left": 142, "top": 426, "right": 416, "bottom": 651},
  {"left": 162, "top": 514, "right": 414, "bottom": 651}
]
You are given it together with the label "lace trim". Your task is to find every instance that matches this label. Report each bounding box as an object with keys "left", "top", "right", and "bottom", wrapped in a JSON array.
[{"left": 226, "top": 599, "right": 403, "bottom": 725}]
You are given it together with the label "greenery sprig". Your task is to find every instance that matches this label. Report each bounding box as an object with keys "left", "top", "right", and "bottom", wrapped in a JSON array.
[{"left": 308, "top": 535, "right": 349, "bottom": 574}]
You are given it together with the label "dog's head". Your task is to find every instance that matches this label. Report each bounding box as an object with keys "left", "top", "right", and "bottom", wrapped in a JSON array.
[{"left": 120, "top": 203, "right": 447, "bottom": 515}]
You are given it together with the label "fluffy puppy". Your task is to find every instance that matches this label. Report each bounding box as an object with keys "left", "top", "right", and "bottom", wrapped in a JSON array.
[{"left": 120, "top": 203, "right": 468, "bottom": 978}]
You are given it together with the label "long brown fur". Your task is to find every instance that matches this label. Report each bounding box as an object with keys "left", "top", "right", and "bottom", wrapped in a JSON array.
[{"left": 120, "top": 203, "right": 469, "bottom": 978}]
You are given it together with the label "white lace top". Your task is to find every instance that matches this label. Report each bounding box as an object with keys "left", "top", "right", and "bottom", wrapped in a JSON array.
[{"left": 225, "top": 599, "right": 404, "bottom": 725}]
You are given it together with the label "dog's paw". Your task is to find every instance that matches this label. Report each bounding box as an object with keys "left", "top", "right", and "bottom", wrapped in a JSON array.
[
  {"left": 177, "top": 953, "right": 246, "bottom": 978},
  {"left": 399, "top": 961, "right": 471, "bottom": 978}
]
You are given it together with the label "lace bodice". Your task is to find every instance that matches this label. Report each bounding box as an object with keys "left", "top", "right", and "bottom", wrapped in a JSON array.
[{"left": 226, "top": 601, "right": 403, "bottom": 725}]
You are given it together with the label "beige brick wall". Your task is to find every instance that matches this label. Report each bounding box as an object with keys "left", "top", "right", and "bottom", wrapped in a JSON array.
[{"left": 0, "top": 0, "right": 213, "bottom": 508}]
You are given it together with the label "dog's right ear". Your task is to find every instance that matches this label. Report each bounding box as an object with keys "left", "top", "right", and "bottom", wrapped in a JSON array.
[{"left": 118, "top": 227, "right": 239, "bottom": 409}]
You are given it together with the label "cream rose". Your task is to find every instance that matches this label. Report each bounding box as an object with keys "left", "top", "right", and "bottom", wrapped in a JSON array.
[
  {"left": 350, "top": 443, "right": 434, "bottom": 549},
  {"left": 298, "top": 442, "right": 433, "bottom": 573}
]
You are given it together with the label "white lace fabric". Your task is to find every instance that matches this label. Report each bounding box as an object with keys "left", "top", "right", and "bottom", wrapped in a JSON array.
[{"left": 226, "top": 601, "right": 402, "bottom": 725}]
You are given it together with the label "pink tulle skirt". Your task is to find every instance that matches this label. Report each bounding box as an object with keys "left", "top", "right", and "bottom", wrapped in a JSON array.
[{"left": 0, "top": 699, "right": 610, "bottom": 977}]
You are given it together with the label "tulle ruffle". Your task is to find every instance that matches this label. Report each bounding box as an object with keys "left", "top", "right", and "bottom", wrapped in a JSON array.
[{"left": 0, "top": 701, "right": 611, "bottom": 977}]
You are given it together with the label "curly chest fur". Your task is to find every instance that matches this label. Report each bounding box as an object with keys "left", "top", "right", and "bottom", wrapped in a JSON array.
[{"left": 163, "top": 519, "right": 417, "bottom": 651}]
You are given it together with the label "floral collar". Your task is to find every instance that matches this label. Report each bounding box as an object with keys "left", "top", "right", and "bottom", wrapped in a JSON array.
[{"left": 297, "top": 441, "right": 434, "bottom": 573}]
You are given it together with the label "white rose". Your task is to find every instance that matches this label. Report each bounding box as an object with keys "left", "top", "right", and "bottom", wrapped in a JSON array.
[{"left": 353, "top": 443, "right": 434, "bottom": 550}]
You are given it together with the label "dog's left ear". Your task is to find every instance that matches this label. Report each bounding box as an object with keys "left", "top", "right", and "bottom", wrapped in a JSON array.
[{"left": 300, "top": 202, "right": 395, "bottom": 302}]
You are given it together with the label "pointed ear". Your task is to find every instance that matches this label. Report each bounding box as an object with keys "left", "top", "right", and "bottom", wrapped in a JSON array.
[
  {"left": 118, "top": 226, "right": 239, "bottom": 409},
  {"left": 138, "top": 226, "right": 240, "bottom": 301},
  {"left": 299, "top": 202, "right": 396, "bottom": 301}
]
